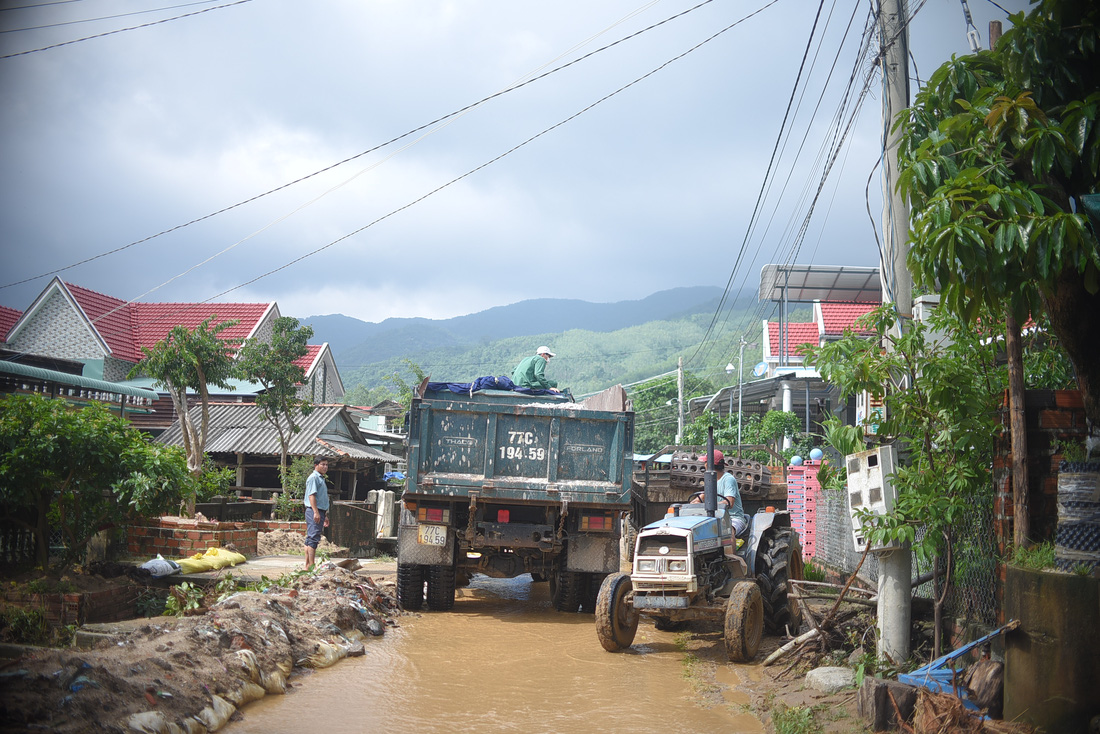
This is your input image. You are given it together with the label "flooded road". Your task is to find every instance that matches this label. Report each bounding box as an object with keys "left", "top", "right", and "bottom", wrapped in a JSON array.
[{"left": 226, "top": 574, "right": 765, "bottom": 733}]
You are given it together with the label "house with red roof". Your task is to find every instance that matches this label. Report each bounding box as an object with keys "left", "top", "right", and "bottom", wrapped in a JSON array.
[
  {"left": 761, "top": 301, "right": 878, "bottom": 374},
  {"left": 0, "top": 305, "right": 22, "bottom": 344},
  {"left": 3, "top": 277, "right": 343, "bottom": 409}
]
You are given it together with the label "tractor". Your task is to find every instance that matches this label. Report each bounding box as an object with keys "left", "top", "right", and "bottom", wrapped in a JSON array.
[{"left": 595, "top": 434, "right": 804, "bottom": 662}]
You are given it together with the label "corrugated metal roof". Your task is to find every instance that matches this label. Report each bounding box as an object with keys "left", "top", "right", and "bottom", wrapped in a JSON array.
[
  {"left": 156, "top": 402, "right": 398, "bottom": 461},
  {"left": 0, "top": 360, "right": 159, "bottom": 399}
]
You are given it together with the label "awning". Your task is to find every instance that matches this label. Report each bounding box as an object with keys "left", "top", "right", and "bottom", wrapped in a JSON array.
[{"left": 0, "top": 360, "right": 160, "bottom": 400}]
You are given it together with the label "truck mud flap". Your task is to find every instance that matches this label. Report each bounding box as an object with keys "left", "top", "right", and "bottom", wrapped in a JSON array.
[
  {"left": 566, "top": 535, "right": 619, "bottom": 573},
  {"left": 398, "top": 525, "right": 455, "bottom": 566}
]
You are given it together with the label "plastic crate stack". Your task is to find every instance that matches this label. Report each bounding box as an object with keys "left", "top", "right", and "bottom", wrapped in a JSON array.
[{"left": 787, "top": 460, "right": 822, "bottom": 560}]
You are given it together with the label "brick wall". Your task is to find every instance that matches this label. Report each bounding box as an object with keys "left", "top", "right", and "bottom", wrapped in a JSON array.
[
  {"left": 127, "top": 517, "right": 258, "bottom": 558},
  {"left": 993, "top": 389, "right": 1088, "bottom": 622},
  {"left": 254, "top": 519, "right": 308, "bottom": 532},
  {"left": 1, "top": 587, "right": 141, "bottom": 625}
]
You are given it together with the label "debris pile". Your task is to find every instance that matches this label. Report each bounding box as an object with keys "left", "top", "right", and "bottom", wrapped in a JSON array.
[
  {"left": 0, "top": 562, "right": 400, "bottom": 733},
  {"left": 256, "top": 529, "right": 348, "bottom": 556}
]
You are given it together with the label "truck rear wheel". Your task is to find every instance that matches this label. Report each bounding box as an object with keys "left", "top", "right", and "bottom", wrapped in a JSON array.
[
  {"left": 724, "top": 580, "right": 763, "bottom": 662},
  {"left": 580, "top": 573, "right": 605, "bottom": 614},
  {"left": 595, "top": 573, "right": 639, "bottom": 652},
  {"left": 397, "top": 563, "right": 424, "bottom": 611},
  {"left": 755, "top": 527, "right": 805, "bottom": 635},
  {"left": 426, "top": 564, "right": 456, "bottom": 611},
  {"left": 550, "top": 567, "right": 581, "bottom": 612}
]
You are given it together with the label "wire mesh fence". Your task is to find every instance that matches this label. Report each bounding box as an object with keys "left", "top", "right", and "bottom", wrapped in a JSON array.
[{"left": 810, "top": 484, "right": 998, "bottom": 627}]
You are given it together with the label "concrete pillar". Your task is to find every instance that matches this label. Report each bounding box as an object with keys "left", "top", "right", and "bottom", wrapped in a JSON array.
[
  {"left": 876, "top": 546, "right": 912, "bottom": 662},
  {"left": 781, "top": 381, "right": 793, "bottom": 449}
]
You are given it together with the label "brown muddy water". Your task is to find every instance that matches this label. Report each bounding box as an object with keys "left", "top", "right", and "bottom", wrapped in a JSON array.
[{"left": 226, "top": 574, "right": 765, "bottom": 733}]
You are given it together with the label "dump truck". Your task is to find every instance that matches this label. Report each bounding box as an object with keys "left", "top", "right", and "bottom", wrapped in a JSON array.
[{"left": 397, "top": 380, "right": 638, "bottom": 612}]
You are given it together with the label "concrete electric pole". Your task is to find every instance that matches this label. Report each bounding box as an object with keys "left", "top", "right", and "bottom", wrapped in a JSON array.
[{"left": 876, "top": 0, "right": 913, "bottom": 664}]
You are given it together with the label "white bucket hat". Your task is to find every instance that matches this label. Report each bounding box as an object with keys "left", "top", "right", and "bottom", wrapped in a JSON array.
[{"left": 536, "top": 346, "right": 555, "bottom": 357}]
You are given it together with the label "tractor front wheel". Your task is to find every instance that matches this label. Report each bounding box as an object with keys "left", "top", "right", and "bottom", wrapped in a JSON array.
[
  {"left": 724, "top": 580, "right": 763, "bottom": 662},
  {"left": 595, "top": 573, "right": 639, "bottom": 652}
]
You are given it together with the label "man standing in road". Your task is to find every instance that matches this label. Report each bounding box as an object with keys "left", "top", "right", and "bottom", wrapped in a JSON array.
[
  {"left": 512, "top": 346, "right": 561, "bottom": 393},
  {"left": 304, "top": 457, "right": 330, "bottom": 569}
]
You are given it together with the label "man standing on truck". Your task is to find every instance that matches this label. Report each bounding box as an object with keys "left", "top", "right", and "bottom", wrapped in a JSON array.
[
  {"left": 512, "top": 346, "right": 561, "bottom": 393},
  {"left": 304, "top": 457, "right": 330, "bottom": 569}
]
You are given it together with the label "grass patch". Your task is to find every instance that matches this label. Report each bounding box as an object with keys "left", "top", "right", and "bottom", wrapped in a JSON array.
[
  {"left": 803, "top": 561, "right": 826, "bottom": 582},
  {"left": 1011, "top": 542, "right": 1056, "bottom": 570},
  {"left": 771, "top": 703, "right": 822, "bottom": 734}
]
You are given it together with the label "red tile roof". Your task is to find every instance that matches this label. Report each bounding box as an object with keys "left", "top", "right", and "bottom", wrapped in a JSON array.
[
  {"left": 0, "top": 305, "right": 23, "bottom": 341},
  {"left": 819, "top": 301, "right": 878, "bottom": 336},
  {"left": 294, "top": 344, "right": 324, "bottom": 374},
  {"left": 766, "top": 322, "right": 819, "bottom": 359},
  {"left": 63, "top": 281, "right": 272, "bottom": 363}
]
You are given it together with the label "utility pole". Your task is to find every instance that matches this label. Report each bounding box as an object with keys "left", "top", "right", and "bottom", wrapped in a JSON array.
[
  {"left": 675, "top": 356, "right": 684, "bottom": 444},
  {"left": 737, "top": 336, "right": 748, "bottom": 453},
  {"left": 876, "top": 0, "right": 912, "bottom": 664}
]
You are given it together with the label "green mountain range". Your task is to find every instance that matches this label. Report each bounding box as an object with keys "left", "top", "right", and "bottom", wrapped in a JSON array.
[{"left": 299, "top": 286, "right": 767, "bottom": 399}]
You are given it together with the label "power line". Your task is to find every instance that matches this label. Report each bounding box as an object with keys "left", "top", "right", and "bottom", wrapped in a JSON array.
[
  {"left": 0, "top": 0, "right": 252, "bottom": 59},
  {"left": 0, "top": 1, "right": 221, "bottom": 33}
]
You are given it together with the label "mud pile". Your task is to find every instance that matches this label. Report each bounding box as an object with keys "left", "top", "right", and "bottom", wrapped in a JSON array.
[
  {"left": 0, "top": 563, "right": 400, "bottom": 733},
  {"left": 256, "top": 530, "right": 348, "bottom": 556}
]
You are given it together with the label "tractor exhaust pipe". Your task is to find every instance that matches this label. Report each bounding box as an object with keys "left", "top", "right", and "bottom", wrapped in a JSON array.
[{"left": 704, "top": 427, "right": 717, "bottom": 517}]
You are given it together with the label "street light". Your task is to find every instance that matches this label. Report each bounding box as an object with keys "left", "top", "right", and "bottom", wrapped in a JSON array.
[{"left": 733, "top": 337, "right": 758, "bottom": 454}]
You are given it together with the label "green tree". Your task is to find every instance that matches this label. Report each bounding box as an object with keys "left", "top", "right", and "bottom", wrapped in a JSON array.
[
  {"left": 897, "top": 0, "right": 1100, "bottom": 428},
  {"left": 0, "top": 394, "right": 193, "bottom": 571},
  {"left": 384, "top": 359, "right": 428, "bottom": 428},
  {"left": 129, "top": 317, "right": 241, "bottom": 513},
  {"left": 807, "top": 306, "right": 1002, "bottom": 656},
  {"left": 342, "top": 383, "right": 396, "bottom": 408},
  {"left": 236, "top": 317, "right": 315, "bottom": 480},
  {"left": 630, "top": 375, "right": 679, "bottom": 454}
]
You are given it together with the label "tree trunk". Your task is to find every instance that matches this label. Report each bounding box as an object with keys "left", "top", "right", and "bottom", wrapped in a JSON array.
[
  {"left": 34, "top": 490, "right": 50, "bottom": 568},
  {"left": 1005, "top": 311, "right": 1030, "bottom": 548},
  {"left": 1042, "top": 265, "right": 1100, "bottom": 434}
]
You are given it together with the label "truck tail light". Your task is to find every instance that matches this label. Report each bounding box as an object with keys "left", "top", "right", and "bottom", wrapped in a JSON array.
[
  {"left": 497, "top": 510, "right": 510, "bottom": 523},
  {"left": 581, "top": 513, "right": 613, "bottom": 531},
  {"left": 418, "top": 507, "right": 450, "bottom": 523}
]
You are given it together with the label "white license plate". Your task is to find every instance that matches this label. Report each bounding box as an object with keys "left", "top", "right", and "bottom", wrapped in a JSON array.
[{"left": 417, "top": 524, "right": 448, "bottom": 546}]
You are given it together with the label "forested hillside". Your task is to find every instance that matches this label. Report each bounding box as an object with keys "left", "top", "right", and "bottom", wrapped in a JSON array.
[
  {"left": 339, "top": 301, "right": 770, "bottom": 404},
  {"left": 301, "top": 286, "right": 726, "bottom": 368}
]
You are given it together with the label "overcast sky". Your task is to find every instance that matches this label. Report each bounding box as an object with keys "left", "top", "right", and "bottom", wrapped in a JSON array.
[{"left": 0, "top": 0, "right": 1029, "bottom": 329}]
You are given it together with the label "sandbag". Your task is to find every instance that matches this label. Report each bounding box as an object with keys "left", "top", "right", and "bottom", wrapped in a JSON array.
[
  {"left": 127, "top": 711, "right": 186, "bottom": 734},
  {"left": 194, "top": 695, "right": 235, "bottom": 732},
  {"left": 139, "top": 555, "right": 181, "bottom": 578},
  {"left": 296, "top": 639, "right": 346, "bottom": 669}
]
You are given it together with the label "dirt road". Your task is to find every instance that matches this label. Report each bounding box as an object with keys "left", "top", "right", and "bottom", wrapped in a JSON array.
[{"left": 224, "top": 573, "right": 864, "bottom": 734}]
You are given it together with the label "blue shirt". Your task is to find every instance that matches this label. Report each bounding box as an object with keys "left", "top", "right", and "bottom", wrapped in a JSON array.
[
  {"left": 718, "top": 472, "right": 745, "bottom": 525},
  {"left": 305, "top": 470, "right": 330, "bottom": 511}
]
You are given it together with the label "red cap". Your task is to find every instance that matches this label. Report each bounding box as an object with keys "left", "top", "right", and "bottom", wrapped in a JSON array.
[{"left": 699, "top": 449, "right": 724, "bottom": 465}]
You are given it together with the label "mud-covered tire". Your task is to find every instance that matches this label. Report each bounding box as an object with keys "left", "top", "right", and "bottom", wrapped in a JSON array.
[
  {"left": 595, "top": 573, "right": 639, "bottom": 652},
  {"left": 396, "top": 563, "right": 424, "bottom": 611},
  {"left": 724, "top": 580, "right": 763, "bottom": 662},
  {"left": 426, "top": 564, "right": 456, "bottom": 611},
  {"left": 654, "top": 616, "right": 689, "bottom": 632},
  {"left": 755, "top": 527, "right": 805, "bottom": 635},
  {"left": 580, "top": 573, "right": 605, "bottom": 614},
  {"left": 550, "top": 567, "right": 582, "bottom": 612}
]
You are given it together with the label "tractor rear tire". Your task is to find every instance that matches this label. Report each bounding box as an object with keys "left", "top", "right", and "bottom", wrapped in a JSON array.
[
  {"left": 724, "top": 580, "right": 763, "bottom": 662},
  {"left": 396, "top": 563, "right": 424, "bottom": 611},
  {"left": 550, "top": 566, "right": 582, "bottom": 612},
  {"left": 426, "top": 564, "right": 457, "bottom": 611},
  {"left": 755, "top": 527, "right": 805, "bottom": 635},
  {"left": 595, "top": 573, "right": 639, "bottom": 652}
]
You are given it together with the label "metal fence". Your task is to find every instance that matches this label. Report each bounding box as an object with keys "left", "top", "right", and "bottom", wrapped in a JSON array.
[{"left": 810, "top": 485, "right": 997, "bottom": 627}]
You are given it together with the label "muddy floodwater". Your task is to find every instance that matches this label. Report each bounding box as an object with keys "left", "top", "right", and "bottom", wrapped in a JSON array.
[{"left": 226, "top": 574, "right": 765, "bottom": 733}]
